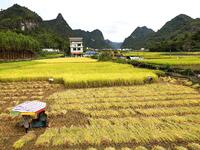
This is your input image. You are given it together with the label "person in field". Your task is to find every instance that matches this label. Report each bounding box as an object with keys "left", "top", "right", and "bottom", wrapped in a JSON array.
[{"left": 23, "top": 116, "right": 30, "bottom": 133}]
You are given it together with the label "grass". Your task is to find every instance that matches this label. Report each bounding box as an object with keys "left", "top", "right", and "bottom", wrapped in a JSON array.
[{"left": 0, "top": 58, "right": 159, "bottom": 88}]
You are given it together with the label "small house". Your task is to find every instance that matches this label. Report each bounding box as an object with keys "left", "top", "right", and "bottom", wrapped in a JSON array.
[{"left": 69, "top": 37, "right": 83, "bottom": 56}]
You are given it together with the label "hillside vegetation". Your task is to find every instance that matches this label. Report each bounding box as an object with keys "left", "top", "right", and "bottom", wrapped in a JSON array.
[
  {"left": 148, "top": 14, "right": 200, "bottom": 51},
  {"left": 0, "top": 4, "right": 42, "bottom": 30},
  {"left": 73, "top": 29, "right": 111, "bottom": 49},
  {"left": 0, "top": 4, "right": 110, "bottom": 53},
  {"left": 122, "top": 26, "right": 155, "bottom": 49},
  {"left": 123, "top": 14, "right": 200, "bottom": 51}
]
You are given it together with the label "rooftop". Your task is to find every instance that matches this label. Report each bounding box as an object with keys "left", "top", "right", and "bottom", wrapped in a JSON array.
[{"left": 69, "top": 37, "right": 83, "bottom": 42}]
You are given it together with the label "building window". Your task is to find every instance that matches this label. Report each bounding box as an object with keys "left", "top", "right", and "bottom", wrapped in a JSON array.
[
  {"left": 73, "top": 48, "right": 76, "bottom": 51},
  {"left": 78, "top": 44, "right": 82, "bottom": 46},
  {"left": 77, "top": 48, "right": 81, "bottom": 51}
]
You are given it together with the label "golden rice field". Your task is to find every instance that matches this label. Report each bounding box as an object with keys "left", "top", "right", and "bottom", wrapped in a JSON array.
[
  {"left": 1, "top": 57, "right": 200, "bottom": 149},
  {"left": 5, "top": 78, "right": 199, "bottom": 150},
  {"left": 140, "top": 57, "right": 200, "bottom": 66},
  {"left": 0, "top": 58, "right": 159, "bottom": 88},
  {"left": 124, "top": 51, "right": 200, "bottom": 70}
]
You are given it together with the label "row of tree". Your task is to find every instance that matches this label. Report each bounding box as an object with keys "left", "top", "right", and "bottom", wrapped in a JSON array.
[
  {"left": 0, "top": 31, "right": 39, "bottom": 59},
  {"left": 0, "top": 31, "right": 39, "bottom": 51}
]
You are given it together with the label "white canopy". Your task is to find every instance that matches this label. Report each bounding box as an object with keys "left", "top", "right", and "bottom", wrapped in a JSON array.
[{"left": 12, "top": 101, "right": 46, "bottom": 113}]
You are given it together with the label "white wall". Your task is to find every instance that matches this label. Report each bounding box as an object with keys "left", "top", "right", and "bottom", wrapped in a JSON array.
[{"left": 70, "top": 41, "right": 83, "bottom": 54}]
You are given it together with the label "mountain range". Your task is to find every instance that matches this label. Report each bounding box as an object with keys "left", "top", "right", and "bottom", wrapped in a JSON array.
[
  {"left": 122, "top": 14, "right": 200, "bottom": 51},
  {"left": 0, "top": 4, "right": 111, "bottom": 50},
  {"left": 121, "top": 26, "right": 155, "bottom": 49},
  {"left": 1, "top": 4, "right": 200, "bottom": 51}
]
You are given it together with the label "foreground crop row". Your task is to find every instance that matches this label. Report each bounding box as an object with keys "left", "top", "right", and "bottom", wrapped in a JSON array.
[{"left": 30, "top": 83, "right": 200, "bottom": 148}]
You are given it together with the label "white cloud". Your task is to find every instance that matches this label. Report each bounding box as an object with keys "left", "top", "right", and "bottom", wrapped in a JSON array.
[{"left": 1, "top": 0, "right": 200, "bottom": 42}]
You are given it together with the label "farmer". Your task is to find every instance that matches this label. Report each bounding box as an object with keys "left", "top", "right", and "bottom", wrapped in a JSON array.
[
  {"left": 146, "top": 76, "right": 153, "bottom": 83},
  {"left": 23, "top": 116, "right": 30, "bottom": 133}
]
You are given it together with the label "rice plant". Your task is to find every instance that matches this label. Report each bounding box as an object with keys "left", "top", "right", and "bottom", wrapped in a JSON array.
[
  {"left": 32, "top": 82, "right": 200, "bottom": 147},
  {"left": 0, "top": 58, "right": 158, "bottom": 88},
  {"left": 87, "top": 147, "right": 98, "bottom": 150},
  {"left": 35, "top": 128, "right": 58, "bottom": 146},
  {"left": 134, "top": 146, "right": 148, "bottom": 150},
  {"left": 187, "top": 143, "right": 200, "bottom": 150},
  {"left": 174, "top": 146, "right": 188, "bottom": 150},
  {"left": 13, "top": 131, "right": 36, "bottom": 149},
  {"left": 104, "top": 147, "right": 116, "bottom": 150},
  {"left": 3, "top": 78, "right": 200, "bottom": 149},
  {"left": 152, "top": 146, "right": 166, "bottom": 150},
  {"left": 121, "top": 147, "right": 132, "bottom": 150}
]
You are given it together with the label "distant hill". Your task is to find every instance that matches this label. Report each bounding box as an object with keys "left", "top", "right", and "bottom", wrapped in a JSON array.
[
  {"left": 0, "top": 4, "right": 42, "bottom": 31},
  {"left": 43, "top": 13, "right": 73, "bottom": 38},
  {"left": 73, "top": 29, "right": 111, "bottom": 49},
  {"left": 121, "top": 26, "right": 155, "bottom": 49},
  {"left": 123, "top": 14, "right": 200, "bottom": 51},
  {"left": 0, "top": 4, "right": 71, "bottom": 51},
  {"left": 152, "top": 14, "right": 193, "bottom": 41},
  {"left": 105, "top": 40, "right": 122, "bottom": 49},
  {"left": 0, "top": 4, "right": 110, "bottom": 51},
  {"left": 147, "top": 14, "right": 200, "bottom": 51}
]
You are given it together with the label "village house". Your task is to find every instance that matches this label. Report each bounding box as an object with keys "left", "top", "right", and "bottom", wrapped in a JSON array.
[{"left": 69, "top": 37, "right": 83, "bottom": 56}]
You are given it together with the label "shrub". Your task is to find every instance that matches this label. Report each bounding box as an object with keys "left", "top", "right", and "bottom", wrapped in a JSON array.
[{"left": 98, "top": 51, "right": 114, "bottom": 61}]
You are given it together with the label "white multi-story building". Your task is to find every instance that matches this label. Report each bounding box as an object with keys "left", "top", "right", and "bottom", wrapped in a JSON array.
[{"left": 69, "top": 37, "right": 83, "bottom": 56}]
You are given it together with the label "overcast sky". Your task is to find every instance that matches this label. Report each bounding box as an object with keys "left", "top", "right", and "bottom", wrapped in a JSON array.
[{"left": 1, "top": 0, "right": 200, "bottom": 42}]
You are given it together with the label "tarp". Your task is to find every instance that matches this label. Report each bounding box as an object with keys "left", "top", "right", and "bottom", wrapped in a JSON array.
[{"left": 11, "top": 101, "right": 46, "bottom": 116}]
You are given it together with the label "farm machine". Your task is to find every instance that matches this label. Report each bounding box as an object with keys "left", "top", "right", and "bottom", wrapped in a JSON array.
[{"left": 11, "top": 101, "right": 48, "bottom": 133}]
